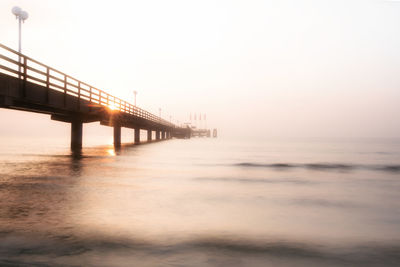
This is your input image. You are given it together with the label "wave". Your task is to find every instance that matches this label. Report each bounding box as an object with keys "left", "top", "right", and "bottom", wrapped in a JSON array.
[
  {"left": 1, "top": 232, "right": 400, "bottom": 267},
  {"left": 234, "top": 162, "right": 400, "bottom": 173},
  {"left": 195, "top": 177, "right": 314, "bottom": 185},
  {"left": 236, "top": 163, "right": 297, "bottom": 168}
]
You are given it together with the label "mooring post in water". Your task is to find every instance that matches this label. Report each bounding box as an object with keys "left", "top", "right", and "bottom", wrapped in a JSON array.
[
  {"left": 114, "top": 125, "right": 121, "bottom": 147},
  {"left": 147, "top": 129, "right": 152, "bottom": 142},
  {"left": 71, "top": 120, "right": 83, "bottom": 150},
  {"left": 134, "top": 127, "right": 140, "bottom": 144}
]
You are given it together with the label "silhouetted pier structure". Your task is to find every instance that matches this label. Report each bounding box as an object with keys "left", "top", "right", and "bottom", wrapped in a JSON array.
[
  {"left": 191, "top": 128, "right": 211, "bottom": 138},
  {"left": 212, "top": 128, "right": 218, "bottom": 138},
  {"left": 0, "top": 43, "right": 191, "bottom": 150}
]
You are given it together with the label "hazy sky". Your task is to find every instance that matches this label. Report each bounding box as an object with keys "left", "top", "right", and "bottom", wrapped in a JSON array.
[{"left": 1, "top": 0, "right": 400, "bottom": 139}]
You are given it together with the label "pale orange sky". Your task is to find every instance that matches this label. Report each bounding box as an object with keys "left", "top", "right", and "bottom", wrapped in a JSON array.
[{"left": 1, "top": 0, "right": 400, "bottom": 139}]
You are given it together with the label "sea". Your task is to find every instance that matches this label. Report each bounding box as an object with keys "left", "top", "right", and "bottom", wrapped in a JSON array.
[{"left": 0, "top": 135, "right": 399, "bottom": 267}]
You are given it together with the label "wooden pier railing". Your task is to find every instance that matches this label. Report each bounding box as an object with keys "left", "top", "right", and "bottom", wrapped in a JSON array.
[{"left": 0, "top": 43, "right": 173, "bottom": 127}]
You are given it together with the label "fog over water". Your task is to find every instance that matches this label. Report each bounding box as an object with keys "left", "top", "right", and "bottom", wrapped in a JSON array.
[{"left": 1, "top": 0, "right": 400, "bottom": 139}]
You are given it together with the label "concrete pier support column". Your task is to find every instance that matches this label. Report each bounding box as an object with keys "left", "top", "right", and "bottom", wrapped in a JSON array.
[
  {"left": 147, "top": 129, "right": 152, "bottom": 142},
  {"left": 161, "top": 131, "right": 165, "bottom": 139},
  {"left": 156, "top": 130, "right": 161, "bottom": 140},
  {"left": 114, "top": 125, "right": 121, "bottom": 147},
  {"left": 134, "top": 127, "right": 140, "bottom": 144},
  {"left": 71, "top": 120, "right": 83, "bottom": 150}
]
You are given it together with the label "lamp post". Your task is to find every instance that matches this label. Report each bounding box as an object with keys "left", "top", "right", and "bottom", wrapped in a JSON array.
[
  {"left": 133, "top": 90, "right": 137, "bottom": 106},
  {"left": 11, "top": 6, "right": 29, "bottom": 76}
]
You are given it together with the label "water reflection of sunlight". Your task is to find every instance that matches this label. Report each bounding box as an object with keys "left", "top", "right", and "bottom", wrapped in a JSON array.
[
  {"left": 108, "top": 137, "right": 114, "bottom": 146},
  {"left": 107, "top": 149, "right": 116, "bottom": 156}
]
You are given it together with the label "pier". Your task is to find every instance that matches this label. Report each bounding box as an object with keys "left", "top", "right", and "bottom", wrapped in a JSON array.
[{"left": 0, "top": 43, "right": 191, "bottom": 150}]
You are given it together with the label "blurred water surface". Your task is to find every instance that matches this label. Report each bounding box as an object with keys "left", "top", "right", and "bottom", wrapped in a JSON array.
[{"left": 0, "top": 137, "right": 399, "bottom": 266}]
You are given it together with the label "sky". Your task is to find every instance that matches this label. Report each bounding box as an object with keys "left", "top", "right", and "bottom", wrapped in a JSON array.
[{"left": 0, "top": 0, "right": 400, "bottom": 140}]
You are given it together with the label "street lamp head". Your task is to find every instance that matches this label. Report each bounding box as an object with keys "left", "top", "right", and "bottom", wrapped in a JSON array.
[
  {"left": 12, "top": 6, "right": 22, "bottom": 17},
  {"left": 20, "top": 11, "right": 29, "bottom": 21},
  {"left": 11, "top": 6, "right": 28, "bottom": 21}
]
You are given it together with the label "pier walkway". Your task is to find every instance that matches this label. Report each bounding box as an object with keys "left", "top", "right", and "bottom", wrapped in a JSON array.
[{"left": 0, "top": 43, "right": 190, "bottom": 150}]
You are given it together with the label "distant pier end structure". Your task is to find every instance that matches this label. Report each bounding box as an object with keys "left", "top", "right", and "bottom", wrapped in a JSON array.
[
  {"left": 191, "top": 128, "right": 211, "bottom": 138},
  {"left": 190, "top": 127, "right": 217, "bottom": 138},
  {"left": 213, "top": 128, "right": 217, "bottom": 138},
  {"left": 0, "top": 43, "right": 191, "bottom": 150}
]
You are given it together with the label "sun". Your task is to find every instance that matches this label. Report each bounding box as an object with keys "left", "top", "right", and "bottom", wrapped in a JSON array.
[{"left": 108, "top": 103, "right": 118, "bottom": 111}]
